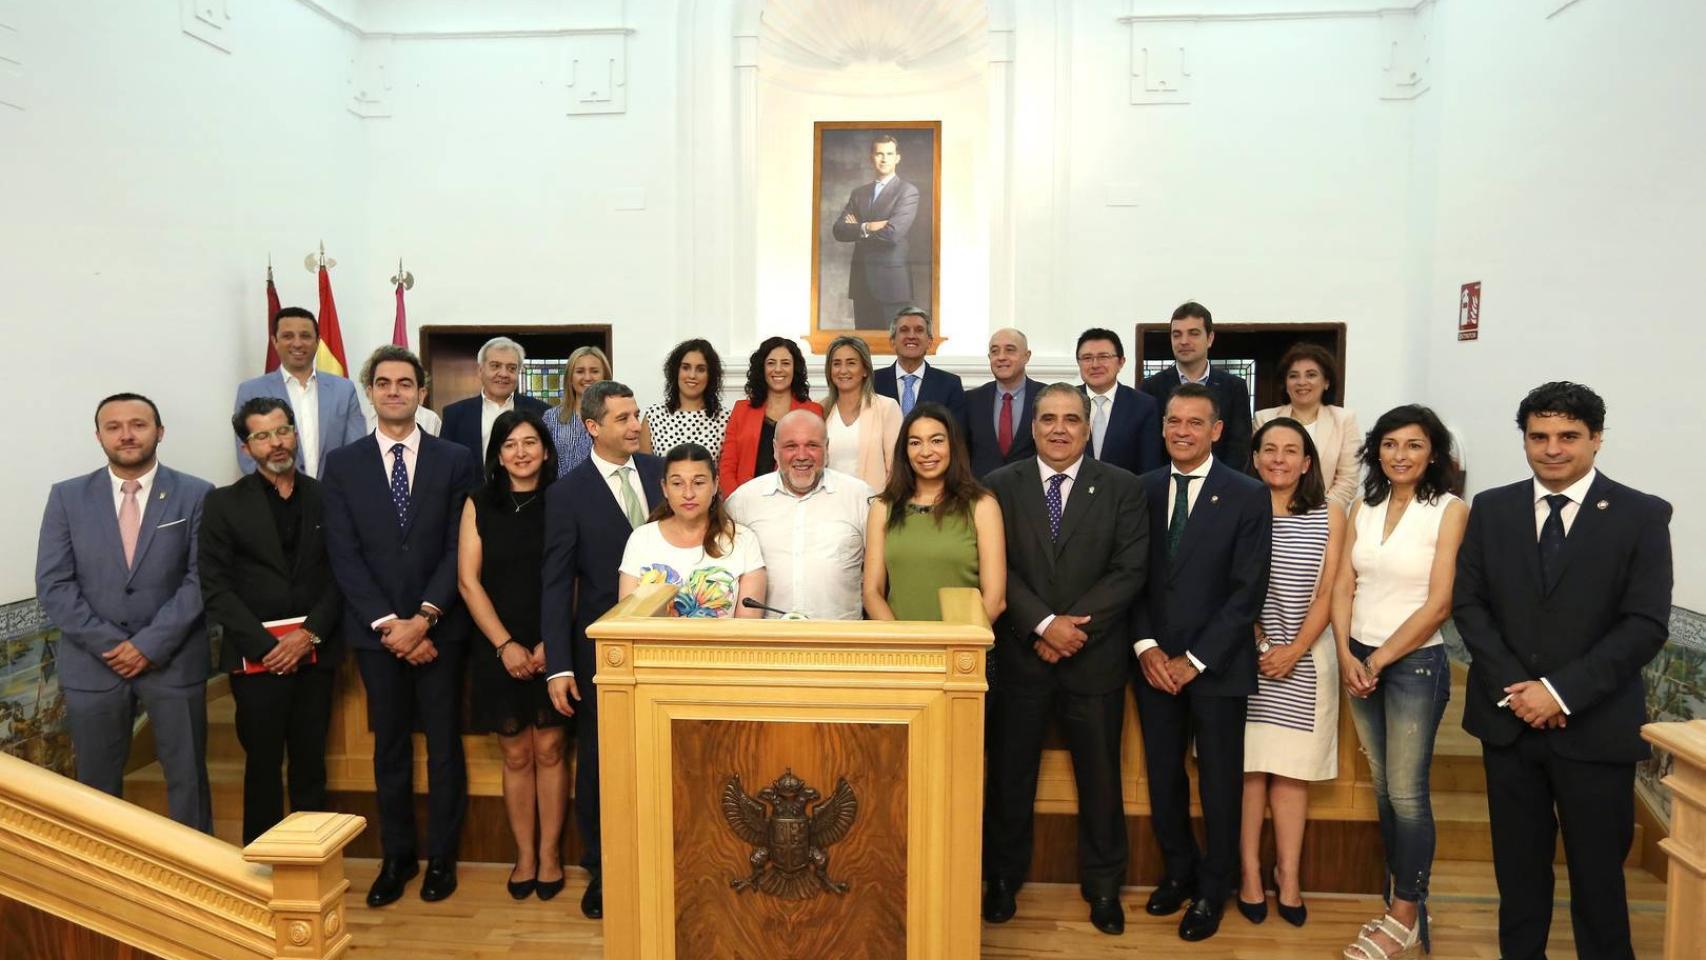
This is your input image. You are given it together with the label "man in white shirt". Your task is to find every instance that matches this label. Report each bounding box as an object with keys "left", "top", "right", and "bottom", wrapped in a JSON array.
[
  {"left": 439, "top": 336, "right": 550, "bottom": 465},
  {"left": 727, "top": 410, "right": 871, "bottom": 620},
  {"left": 233, "top": 307, "right": 368, "bottom": 478}
]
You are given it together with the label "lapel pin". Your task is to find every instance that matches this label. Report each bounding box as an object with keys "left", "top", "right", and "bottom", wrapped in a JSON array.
[
  {"left": 1210, "top": 494, "right": 1219, "bottom": 504},
  {"left": 157, "top": 491, "right": 166, "bottom": 500},
  {"left": 1596, "top": 500, "right": 1609, "bottom": 510},
  {"left": 1088, "top": 485, "right": 1095, "bottom": 494}
]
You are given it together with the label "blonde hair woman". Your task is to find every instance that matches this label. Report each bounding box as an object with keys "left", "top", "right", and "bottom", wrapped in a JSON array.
[
  {"left": 542, "top": 345, "right": 611, "bottom": 477},
  {"left": 821, "top": 336, "right": 903, "bottom": 491}
]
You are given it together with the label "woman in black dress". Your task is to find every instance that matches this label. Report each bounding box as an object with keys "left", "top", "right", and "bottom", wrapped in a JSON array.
[{"left": 457, "top": 409, "right": 570, "bottom": 901}]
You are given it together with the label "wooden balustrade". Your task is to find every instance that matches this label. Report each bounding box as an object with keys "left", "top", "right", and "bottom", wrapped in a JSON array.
[{"left": 1642, "top": 718, "right": 1706, "bottom": 960}]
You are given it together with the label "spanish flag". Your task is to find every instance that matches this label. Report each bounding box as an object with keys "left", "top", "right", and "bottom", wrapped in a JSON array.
[{"left": 314, "top": 263, "right": 350, "bottom": 376}]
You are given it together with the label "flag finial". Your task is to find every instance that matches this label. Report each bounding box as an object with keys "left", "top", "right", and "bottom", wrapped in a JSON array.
[{"left": 391, "top": 258, "right": 415, "bottom": 290}]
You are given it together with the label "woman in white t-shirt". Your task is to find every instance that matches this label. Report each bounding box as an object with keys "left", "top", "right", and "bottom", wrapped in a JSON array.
[{"left": 619, "top": 442, "right": 767, "bottom": 618}]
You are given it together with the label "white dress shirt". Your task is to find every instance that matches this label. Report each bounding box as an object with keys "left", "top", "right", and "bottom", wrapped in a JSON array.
[
  {"left": 1132, "top": 455, "right": 1215, "bottom": 672},
  {"left": 480, "top": 392, "right": 516, "bottom": 461},
  {"left": 726, "top": 468, "right": 872, "bottom": 621},
  {"left": 109, "top": 463, "right": 159, "bottom": 517},
  {"left": 1031, "top": 455, "right": 1085, "bottom": 637},
  {"left": 1177, "top": 362, "right": 1212, "bottom": 385},
  {"left": 282, "top": 367, "right": 321, "bottom": 477},
  {"left": 545, "top": 449, "right": 652, "bottom": 682},
  {"left": 1523, "top": 467, "right": 1598, "bottom": 715}
]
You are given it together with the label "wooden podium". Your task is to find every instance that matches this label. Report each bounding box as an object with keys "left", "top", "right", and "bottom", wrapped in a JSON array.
[{"left": 588, "top": 585, "right": 993, "bottom": 960}]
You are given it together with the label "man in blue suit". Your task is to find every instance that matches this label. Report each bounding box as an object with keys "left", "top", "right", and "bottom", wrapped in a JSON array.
[
  {"left": 541, "top": 380, "right": 663, "bottom": 921},
  {"left": 36, "top": 393, "right": 215, "bottom": 832},
  {"left": 439, "top": 336, "right": 550, "bottom": 465},
  {"left": 1076, "top": 328, "right": 1164, "bottom": 476},
  {"left": 964, "top": 328, "right": 1044, "bottom": 479},
  {"left": 873, "top": 307, "right": 966, "bottom": 426},
  {"left": 322, "top": 345, "right": 480, "bottom": 908},
  {"left": 1132, "top": 384, "right": 1270, "bottom": 942},
  {"left": 1139, "top": 302, "right": 1252, "bottom": 472},
  {"left": 233, "top": 307, "right": 368, "bottom": 478}
]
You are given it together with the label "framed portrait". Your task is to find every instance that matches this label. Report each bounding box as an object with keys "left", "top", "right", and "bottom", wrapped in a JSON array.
[{"left": 809, "top": 120, "right": 941, "bottom": 356}]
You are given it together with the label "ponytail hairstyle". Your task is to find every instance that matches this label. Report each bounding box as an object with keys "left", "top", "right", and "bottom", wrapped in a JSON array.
[{"left": 650, "top": 442, "right": 737, "bottom": 558}]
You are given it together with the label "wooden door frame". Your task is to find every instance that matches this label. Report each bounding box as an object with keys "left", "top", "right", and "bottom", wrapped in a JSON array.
[{"left": 1134, "top": 321, "right": 1349, "bottom": 399}]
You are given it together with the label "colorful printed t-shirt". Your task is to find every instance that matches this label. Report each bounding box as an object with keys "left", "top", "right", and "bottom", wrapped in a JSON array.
[{"left": 619, "top": 520, "right": 765, "bottom": 618}]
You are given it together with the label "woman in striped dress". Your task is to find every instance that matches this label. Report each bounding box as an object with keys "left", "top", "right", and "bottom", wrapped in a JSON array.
[{"left": 1237, "top": 417, "right": 1346, "bottom": 927}]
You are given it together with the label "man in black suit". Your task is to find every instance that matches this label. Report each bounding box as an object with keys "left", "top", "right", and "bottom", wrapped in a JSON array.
[
  {"left": 981, "top": 383, "right": 1149, "bottom": 935},
  {"left": 873, "top": 307, "right": 967, "bottom": 426},
  {"left": 1454, "top": 381, "right": 1671, "bottom": 960},
  {"left": 439, "top": 336, "right": 550, "bottom": 464},
  {"left": 199, "top": 397, "right": 342, "bottom": 844},
  {"left": 541, "top": 379, "right": 664, "bottom": 920},
  {"left": 1075, "top": 327, "right": 1164, "bottom": 475},
  {"left": 1138, "top": 302, "right": 1252, "bottom": 471},
  {"left": 829, "top": 134, "right": 922, "bottom": 330},
  {"left": 1133, "top": 384, "right": 1270, "bottom": 941},
  {"left": 965, "top": 328, "right": 1044, "bottom": 479},
  {"left": 322, "top": 345, "right": 480, "bottom": 907}
]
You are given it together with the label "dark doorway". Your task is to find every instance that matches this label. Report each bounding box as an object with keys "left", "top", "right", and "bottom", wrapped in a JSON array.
[
  {"left": 418, "top": 324, "right": 612, "bottom": 414},
  {"left": 1135, "top": 322, "right": 1348, "bottom": 420}
]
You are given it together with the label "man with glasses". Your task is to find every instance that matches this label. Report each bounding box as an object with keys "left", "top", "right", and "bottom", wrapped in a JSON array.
[
  {"left": 233, "top": 306, "right": 368, "bottom": 478},
  {"left": 1075, "top": 328, "right": 1164, "bottom": 475},
  {"left": 199, "top": 397, "right": 343, "bottom": 844}
]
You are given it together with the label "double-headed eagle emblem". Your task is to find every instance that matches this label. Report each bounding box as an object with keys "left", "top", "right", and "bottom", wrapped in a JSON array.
[{"left": 721, "top": 769, "right": 858, "bottom": 900}]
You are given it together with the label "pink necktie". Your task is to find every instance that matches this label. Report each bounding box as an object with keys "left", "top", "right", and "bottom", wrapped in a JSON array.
[{"left": 119, "top": 480, "right": 141, "bottom": 568}]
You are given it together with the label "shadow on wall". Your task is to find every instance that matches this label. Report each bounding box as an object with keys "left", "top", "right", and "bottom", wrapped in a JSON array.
[{"left": 0, "top": 599, "right": 72, "bottom": 777}]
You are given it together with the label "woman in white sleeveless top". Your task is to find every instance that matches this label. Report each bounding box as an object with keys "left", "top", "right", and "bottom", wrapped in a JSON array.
[
  {"left": 1238, "top": 418, "right": 1346, "bottom": 929},
  {"left": 1331, "top": 405, "right": 1468, "bottom": 960}
]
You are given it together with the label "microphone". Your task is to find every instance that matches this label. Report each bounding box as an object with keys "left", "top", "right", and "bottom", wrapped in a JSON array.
[{"left": 741, "top": 597, "right": 807, "bottom": 620}]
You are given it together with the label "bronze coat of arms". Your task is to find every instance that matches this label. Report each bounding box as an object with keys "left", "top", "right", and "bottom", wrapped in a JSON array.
[{"left": 722, "top": 769, "right": 858, "bottom": 900}]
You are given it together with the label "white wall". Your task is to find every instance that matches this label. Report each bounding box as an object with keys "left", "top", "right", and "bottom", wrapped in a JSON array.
[
  {"left": 1415, "top": 0, "right": 1706, "bottom": 608},
  {"left": 0, "top": 0, "right": 364, "bottom": 602}
]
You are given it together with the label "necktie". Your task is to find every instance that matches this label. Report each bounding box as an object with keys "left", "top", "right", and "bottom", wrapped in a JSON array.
[
  {"left": 997, "top": 392, "right": 1014, "bottom": 456},
  {"left": 901, "top": 374, "right": 918, "bottom": 415},
  {"left": 1045, "top": 473, "right": 1068, "bottom": 541},
  {"left": 1167, "top": 473, "right": 1196, "bottom": 561},
  {"left": 118, "top": 479, "right": 141, "bottom": 568},
  {"left": 616, "top": 466, "right": 646, "bottom": 528},
  {"left": 389, "top": 443, "right": 410, "bottom": 528},
  {"left": 1091, "top": 394, "right": 1110, "bottom": 456},
  {"left": 871, "top": 179, "right": 884, "bottom": 205},
  {"left": 1538, "top": 493, "right": 1569, "bottom": 588}
]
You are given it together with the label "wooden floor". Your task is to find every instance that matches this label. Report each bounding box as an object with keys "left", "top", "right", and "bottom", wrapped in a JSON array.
[{"left": 342, "top": 859, "right": 1669, "bottom": 959}]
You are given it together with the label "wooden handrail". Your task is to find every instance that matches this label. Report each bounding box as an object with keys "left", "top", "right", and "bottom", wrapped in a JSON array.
[
  {"left": 1642, "top": 719, "right": 1706, "bottom": 960},
  {"left": 0, "top": 751, "right": 364, "bottom": 960}
]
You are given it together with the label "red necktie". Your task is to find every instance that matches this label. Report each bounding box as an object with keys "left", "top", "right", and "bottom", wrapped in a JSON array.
[{"left": 997, "top": 392, "right": 1014, "bottom": 456}]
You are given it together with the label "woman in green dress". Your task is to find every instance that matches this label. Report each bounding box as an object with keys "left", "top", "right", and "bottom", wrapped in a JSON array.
[{"left": 863, "top": 402, "right": 1006, "bottom": 624}]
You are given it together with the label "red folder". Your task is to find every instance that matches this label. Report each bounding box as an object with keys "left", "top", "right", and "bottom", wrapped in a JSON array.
[{"left": 236, "top": 616, "right": 318, "bottom": 674}]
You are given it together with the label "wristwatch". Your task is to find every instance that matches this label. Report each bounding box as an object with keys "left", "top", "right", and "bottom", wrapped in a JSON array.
[
  {"left": 418, "top": 606, "right": 441, "bottom": 628},
  {"left": 302, "top": 629, "right": 323, "bottom": 647}
]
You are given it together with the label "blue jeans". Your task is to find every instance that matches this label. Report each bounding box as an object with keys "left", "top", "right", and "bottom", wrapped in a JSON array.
[{"left": 1347, "top": 640, "right": 1450, "bottom": 910}]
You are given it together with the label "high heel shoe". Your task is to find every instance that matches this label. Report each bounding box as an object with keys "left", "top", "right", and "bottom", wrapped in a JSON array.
[
  {"left": 534, "top": 866, "right": 566, "bottom": 902},
  {"left": 506, "top": 866, "right": 537, "bottom": 901},
  {"left": 1235, "top": 896, "right": 1267, "bottom": 924},
  {"left": 1274, "top": 866, "right": 1306, "bottom": 927}
]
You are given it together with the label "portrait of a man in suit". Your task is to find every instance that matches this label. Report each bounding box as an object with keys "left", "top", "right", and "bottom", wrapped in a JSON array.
[{"left": 813, "top": 122, "right": 939, "bottom": 339}]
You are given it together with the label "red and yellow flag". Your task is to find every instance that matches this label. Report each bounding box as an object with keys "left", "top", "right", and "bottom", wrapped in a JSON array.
[{"left": 314, "top": 264, "right": 349, "bottom": 376}]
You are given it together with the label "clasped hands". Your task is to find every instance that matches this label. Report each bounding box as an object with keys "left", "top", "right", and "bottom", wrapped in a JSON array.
[
  {"left": 102, "top": 640, "right": 152, "bottom": 679},
  {"left": 379, "top": 615, "right": 438, "bottom": 665},
  {"left": 498, "top": 640, "right": 548, "bottom": 681},
  {"left": 1033, "top": 614, "right": 1091, "bottom": 664},
  {"left": 260, "top": 628, "right": 315, "bottom": 675},
  {"left": 1504, "top": 680, "right": 1566, "bottom": 730},
  {"left": 1138, "top": 647, "right": 1200, "bottom": 695}
]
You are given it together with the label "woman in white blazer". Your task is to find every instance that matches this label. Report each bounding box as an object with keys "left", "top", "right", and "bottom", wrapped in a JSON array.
[
  {"left": 1254, "top": 343, "right": 1360, "bottom": 507},
  {"left": 821, "top": 335, "right": 903, "bottom": 491}
]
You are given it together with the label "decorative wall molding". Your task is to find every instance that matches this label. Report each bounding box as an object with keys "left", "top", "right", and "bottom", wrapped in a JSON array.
[
  {"left": 1117, "top": 0, "right": 1430, "bottom": 24},
  {"left": 180, "top": 0, "right": 234, "bottom": 54},
  {"left": 1378, "top": 1, "right": 1432, "bottom": 100},
  {"left": 757, "top": 0, "right": 988, "bottom": 96},
  {"left": 0, "top": 1, "right": 22, "bottom": 112},
  {"left": 1127, "top": 20, "right": 1194, "bottom": 105},
  {"left": 346, "top": 35, "right": 392, "bottom": 119},
  {"left": 564, "top": 33, "right": 628, "bottom": 115},
  {"left": 1545, "top": 0, "right": 1590, "bottom": 18}
]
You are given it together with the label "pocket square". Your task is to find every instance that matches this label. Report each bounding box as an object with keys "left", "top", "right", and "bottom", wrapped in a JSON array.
[{"left": 156, "top": 518, "right": 187, "bottom": 529}]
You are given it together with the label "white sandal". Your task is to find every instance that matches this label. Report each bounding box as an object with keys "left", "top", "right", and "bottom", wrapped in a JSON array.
[{"left": 1343, "top": 912, "right": 1421, "bottom": 959}]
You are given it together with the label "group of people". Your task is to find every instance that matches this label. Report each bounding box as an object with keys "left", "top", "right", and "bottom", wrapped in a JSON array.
[{"left": 33, "top": 298, "right": 1670, "bottom": 960}]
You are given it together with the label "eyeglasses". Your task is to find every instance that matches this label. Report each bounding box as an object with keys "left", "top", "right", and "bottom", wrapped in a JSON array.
[
  {"left": 246, "top": 424, "right": 298, "bottom": 443},
  {"left": 1077, "top": 353, "right": 1119, "bottom": 364}
]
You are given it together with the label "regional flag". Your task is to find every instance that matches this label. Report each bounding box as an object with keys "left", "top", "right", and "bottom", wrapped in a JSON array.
[{"left": 264, "top": 263, "right": 282, "bottom": 372}]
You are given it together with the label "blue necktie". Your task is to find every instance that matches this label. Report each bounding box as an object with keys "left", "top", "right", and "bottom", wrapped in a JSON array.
[
  {"left": 389, "top": 443, "right": 410, "bottom": 528},
  {"left": 1045, "top": 473, "right": 1068, "bottom": 541},
  {"left": 871, "top": 179, "right": 884, "bottom": 205},
  {"left": 1538, "top": 493, "right": 1569, "bottom": 589},
  {"left": 901, "top": 374, "right": 918, "bottom": 415}
]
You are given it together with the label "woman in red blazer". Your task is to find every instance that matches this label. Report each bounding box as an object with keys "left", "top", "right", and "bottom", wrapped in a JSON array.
[{"left": 717, "top": 336, "right": 823, "bottom": 493}]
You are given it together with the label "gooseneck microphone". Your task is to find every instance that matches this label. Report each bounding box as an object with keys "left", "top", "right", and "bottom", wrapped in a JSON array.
[{"left": 740, "top": 597, "right": 807, "bottom": 619}]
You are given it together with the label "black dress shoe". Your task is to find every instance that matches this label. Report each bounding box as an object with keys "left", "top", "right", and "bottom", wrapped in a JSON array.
[
  {"left": 419, "top": 858, "right": 458, "bottom": 902},
  {"left": 535, "top": 871, "right": 566, "bottom": 902},
  {"left": 981, "top": 879, "right": 1018, "bottom": 924},
  {"left": 365, "top": 856, "right": 418, "bottom": 908},
  {"left": 1276, "top": 899, "right": 1307, "bottom": 927},
  {"left": 1236, "top": 897, "right": 1267, "bottom": 924},
  {"left": 1179, "top": 898, "right": 1224, "bottom": 942},
  {"left": 581, "top": 874, "right": 603, "bottom": 919},
  {"left": 1088, "top": 897, "right": 1125, "bottom": 935},
  {"left": 1145, "top": 877, "right": 1194, "bottom": 916},
  {"left": 507, "top": 866, "right": 537, "bottom": 901}
]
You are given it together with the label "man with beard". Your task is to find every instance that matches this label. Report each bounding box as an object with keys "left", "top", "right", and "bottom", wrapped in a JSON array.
[
  {"left": 199, "top": 397, "right": 343, "bottom": 844},
  {"left": 233, "top": 307, "right": 367, "bottom": 478},
  {"left": 36, "top": 393, "right": 215, "bottom": 831},
  {"left": 726, "top": 409, "right": 872, "bottom": 620}
]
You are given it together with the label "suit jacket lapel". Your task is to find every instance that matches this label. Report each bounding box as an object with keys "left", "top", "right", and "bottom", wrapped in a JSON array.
[
  {"left": 1053, "top": 460, "right": 1100, "bottom": 558},
  {"left": 86, "top": 471, "right": 126, "bottom": 577},
  {"left": 1011, "top": 460, "right": 1055, "bottom": 566},
  {"left": 1544, "top": 472, "right": 1613, "bottom": 596},
  {"left": 240, "top": 474, "right": 291, "bottom": 575},
  {"left": 1167, "top": 463, "right": 1224, "bottom": 580},
  {"left": 125, "top": 467, "right": 169, "bottom": 582}
]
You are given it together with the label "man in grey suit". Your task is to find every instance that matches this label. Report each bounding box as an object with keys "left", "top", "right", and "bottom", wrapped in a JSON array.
[
  {"left": 831, "top": 135, "right": 922, "bottom": 330},
  {"left": 233, "top": 306, "right": 367, "bottom": 478},
  {"left": 35, "top": 393, "right": 215, "bottom": 831}
]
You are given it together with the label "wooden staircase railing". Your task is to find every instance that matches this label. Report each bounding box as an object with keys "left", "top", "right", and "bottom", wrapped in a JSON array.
[
  {"left": 1643, "top": 718, "right": 1706, "bottom": 960},
  {"left": 0, "top": 751, "right": 364, "bottom": 960}
]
